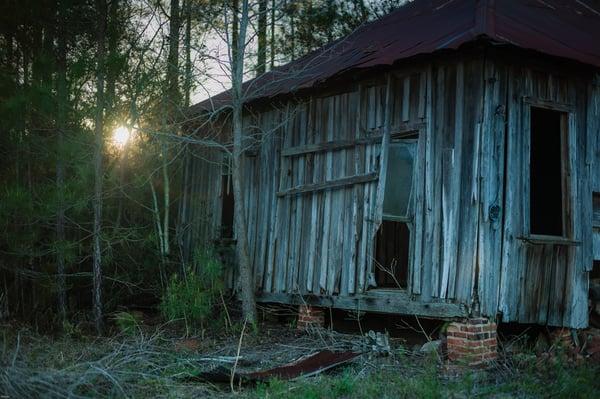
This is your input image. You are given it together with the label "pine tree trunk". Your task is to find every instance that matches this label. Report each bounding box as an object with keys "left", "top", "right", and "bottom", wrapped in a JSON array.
[
  {"left": 92, "top": 0, "right": 108, "bottom": 335},
  {"left": 290, "top": 14, "right": 295, "bottom": 59},
  {"left": 158, "top": 0, "right": 182, "bottom": 263},
  {"left": 177, "top": 150, "right": 191, "bottom": 267},
  {"left": 231, "top": 0, "right": 257, "bottom": 324},
  {"left": 167, "top": 0, "right": 181, "bottom": 110},
  {"left": 56, "top": 0, "right": 68, "bottom": 321},
  {"left": 232, "top": 0, "right": 239, "bottom": 63},
  {"left": 150, "top": 181, "right": 167, "bottom": 287},
  {"left": 162, "top": 143, "right": 170, "bottom": 257},
  {"left": 256, "top": 0, "right": 267, "bottom": 75},
  {"left": 105, "top": 0, "right": 119, "bottom": 113},
  {"left": 270, "top": 0, "right": 275, "bottom": 69},
  {"left": 179, "top": 0, "right": 193, "bottom": 272},
  {"left": 183, "top": 0, "right": 192, "bottom": 108},
  {"left": 106, "top": 0, "right": 124, "bottom": 231}
]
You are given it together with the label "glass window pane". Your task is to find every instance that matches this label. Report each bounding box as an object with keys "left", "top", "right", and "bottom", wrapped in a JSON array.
[{"left": 383, "top": 142, "right": 415, "bottom": 219}]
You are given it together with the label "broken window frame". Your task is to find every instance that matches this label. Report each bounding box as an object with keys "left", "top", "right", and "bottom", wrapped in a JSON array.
[
  {"left": 382, "top": 138, "right": 418, "bottom": 223},
  {"left": 522, "top": 98, "right": 576, "bottom": 242},
  {"left": 374, "top": 136, "right": 419, "bottom": 290}
]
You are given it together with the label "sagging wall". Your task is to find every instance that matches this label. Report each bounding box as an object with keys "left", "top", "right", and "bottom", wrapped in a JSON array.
[
  {"left": 181, "top": 49, "right": 597, "bottom": 328},
  {"left": 241, "top": 83, "right": 387, "bottom": 296},
  {"left": 178, "top": 147, "right": 224, "bottom": 264},
  {"left": 419, "top": 57, "right": 485, "bottom": 305},
  {"left": 492, "top": 53, "right": 597, "bottom": 328},
  {"left": 234, "top": 55, "right": 489, "bottom": 311}
]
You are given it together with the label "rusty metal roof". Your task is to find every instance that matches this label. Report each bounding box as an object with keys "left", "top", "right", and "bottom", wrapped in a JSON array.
[{"left": 190, "top": 0, "right": 600, "bottom": 113}]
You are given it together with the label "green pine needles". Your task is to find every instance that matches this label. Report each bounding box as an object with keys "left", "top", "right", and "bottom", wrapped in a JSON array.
[{"left": 160, "top": 247, "right": 225, "bottom": 335}]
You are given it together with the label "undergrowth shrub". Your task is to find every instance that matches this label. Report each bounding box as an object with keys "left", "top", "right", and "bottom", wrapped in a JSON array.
[
  {"left": 113, "top": 311, "right": 143, "bottom": 335},
  {"left": 160, "top": 247, "right": 224, "bottom": 335}
]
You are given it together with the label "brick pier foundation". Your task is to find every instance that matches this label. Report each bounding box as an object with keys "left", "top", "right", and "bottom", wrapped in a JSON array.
[
  {"left": 297, "top": 305, "right": 324, "bottom": 330},
  {"left": 447, "top": 318, "right": 497, "bottom": 366}
]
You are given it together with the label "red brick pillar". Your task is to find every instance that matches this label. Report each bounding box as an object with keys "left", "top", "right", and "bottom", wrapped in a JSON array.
[
  {"left": 446, "top": 318, "right": 497, "bottom": 366},
  {"left": 297, "top": 305, "right": 324, "bottom": 330}
]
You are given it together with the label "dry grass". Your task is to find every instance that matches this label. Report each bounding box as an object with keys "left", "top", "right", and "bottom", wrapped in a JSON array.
[{"left": 1, "top": 321, "right": 598, "bottom": 398}]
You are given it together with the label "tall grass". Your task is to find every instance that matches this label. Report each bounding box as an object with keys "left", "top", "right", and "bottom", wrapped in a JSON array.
[{"left": 160, "top": 247, "right": 225, "bottom": 335}]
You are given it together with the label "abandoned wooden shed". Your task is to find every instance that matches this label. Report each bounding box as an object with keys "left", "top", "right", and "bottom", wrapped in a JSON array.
[{"left": 182, "top": 0, "right": 600, "bottom": 329}]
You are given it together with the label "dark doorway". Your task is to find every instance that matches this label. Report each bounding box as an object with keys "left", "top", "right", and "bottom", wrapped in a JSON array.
[
  {"left": 530, "top": 107, "right": 566, "bottom": 236},
  {"left": 374, "top": 221, "right": 409, "bottom": 288}
]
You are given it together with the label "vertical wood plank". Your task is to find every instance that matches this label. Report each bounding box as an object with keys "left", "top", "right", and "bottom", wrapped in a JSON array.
[
  {"left": 402, "top": 75, "right": 410, "bottom": 122},
  {"left": 346, "top": 88, "right": 362, "bottom": 294},
  {"left": 411, "top": 66, "right": 432, "bottom": 296},
  {"left": 499, "top": 65, "right": 520, "bottom": 320},
  {"left": 357, "top": 87, "right": 372, "bottom": 293},
  {"left": 275, "top": 105, "right": 293, "bottom": 292},
  {"left": 373, "top": 74, "right": 394, "bottom": 240},
  {"left": 319, "top": 97, "right": 335, "bottom": 291},
  {"left": 427, "top": 65, "right": 445, "bottom": 299},
  {"left": 265, "top": 112, "right": 282, "bottom": 292},
  {"left": 418, "top": 71, "right": 427, "bottom": 120},
  {"left": 327, "top": 95, "right": 344, "bottom": 294},
  {"left": 476, "top": 58, "right": 507, "bottom": 316}
]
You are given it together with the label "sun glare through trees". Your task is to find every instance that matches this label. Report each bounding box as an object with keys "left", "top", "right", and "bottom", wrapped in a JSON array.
[
  {"left": 112, "top": 126, "right": 132, "bottom": 149},
  {"left": 1, "top": 0, "right": 599, "bottom": 397}
]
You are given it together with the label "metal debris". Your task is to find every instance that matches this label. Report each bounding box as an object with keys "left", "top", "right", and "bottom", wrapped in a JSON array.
[{"left": 191, "top": 350, "right": 360, "bottom": 384}]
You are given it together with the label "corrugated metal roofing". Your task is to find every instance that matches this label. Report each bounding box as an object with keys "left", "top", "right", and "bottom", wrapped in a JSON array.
[{"left": 190, "top": 0, "right": 600, "bottom": 113}]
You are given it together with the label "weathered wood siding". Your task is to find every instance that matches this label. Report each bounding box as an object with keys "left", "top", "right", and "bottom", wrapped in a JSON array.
[
  {"left": 178, "top": 147, "right": 223, "bottom": 263},
  {"left": 497, "top": 56, "right": 595, "bottom": 328},
  {"left": 421, "top": 58, "right": 485, "bottom": 307},
  {"left": 236, "top": 57, "right": 488, "bottom": 309},
  {"left": 182, "top": 49, "right": 597, "bottom": 328},
  {"left": 242, "top": 84, "right": 388, "bottom": 296}
]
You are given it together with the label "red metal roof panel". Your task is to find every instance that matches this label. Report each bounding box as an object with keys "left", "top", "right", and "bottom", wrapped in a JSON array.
[{"left": 189, "top": 0, "right": 600, "bottom": 114}]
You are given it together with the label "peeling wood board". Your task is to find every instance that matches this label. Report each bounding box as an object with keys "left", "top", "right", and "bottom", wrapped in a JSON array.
[{"left": 256, "top": 292, "right": 468, "bottom": 319}]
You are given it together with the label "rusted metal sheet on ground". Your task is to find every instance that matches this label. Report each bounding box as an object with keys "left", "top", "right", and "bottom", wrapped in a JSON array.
[{"left": 192, "top": 350, "right": 360, "bottom": 384}]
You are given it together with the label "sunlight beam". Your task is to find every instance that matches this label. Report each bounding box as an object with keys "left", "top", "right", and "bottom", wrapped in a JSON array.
[{"left": 112, "top": 126, "right": 131, "bottom": 149}]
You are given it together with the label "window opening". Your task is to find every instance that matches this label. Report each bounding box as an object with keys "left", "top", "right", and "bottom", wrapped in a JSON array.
[
  {"left": 529, "top": 107, "right": 567, "bottom": 236},
  {"left": 382, "top": 141, "right": 415, "bottom": 220},
  {"left": 374, "top": 139, "right": 416, "bottom": 289},
  {"left": 374, "top": 221, "right": 410, "bottom": 288}
]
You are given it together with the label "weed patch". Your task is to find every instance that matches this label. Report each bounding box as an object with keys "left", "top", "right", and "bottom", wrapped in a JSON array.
[{"left": 1, "top": 324, "right": 598, "bottom": 398}]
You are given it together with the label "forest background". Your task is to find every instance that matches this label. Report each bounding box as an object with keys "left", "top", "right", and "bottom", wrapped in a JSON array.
[{"left": 0, "top": 0, "right": 408, "bottom": 333}]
